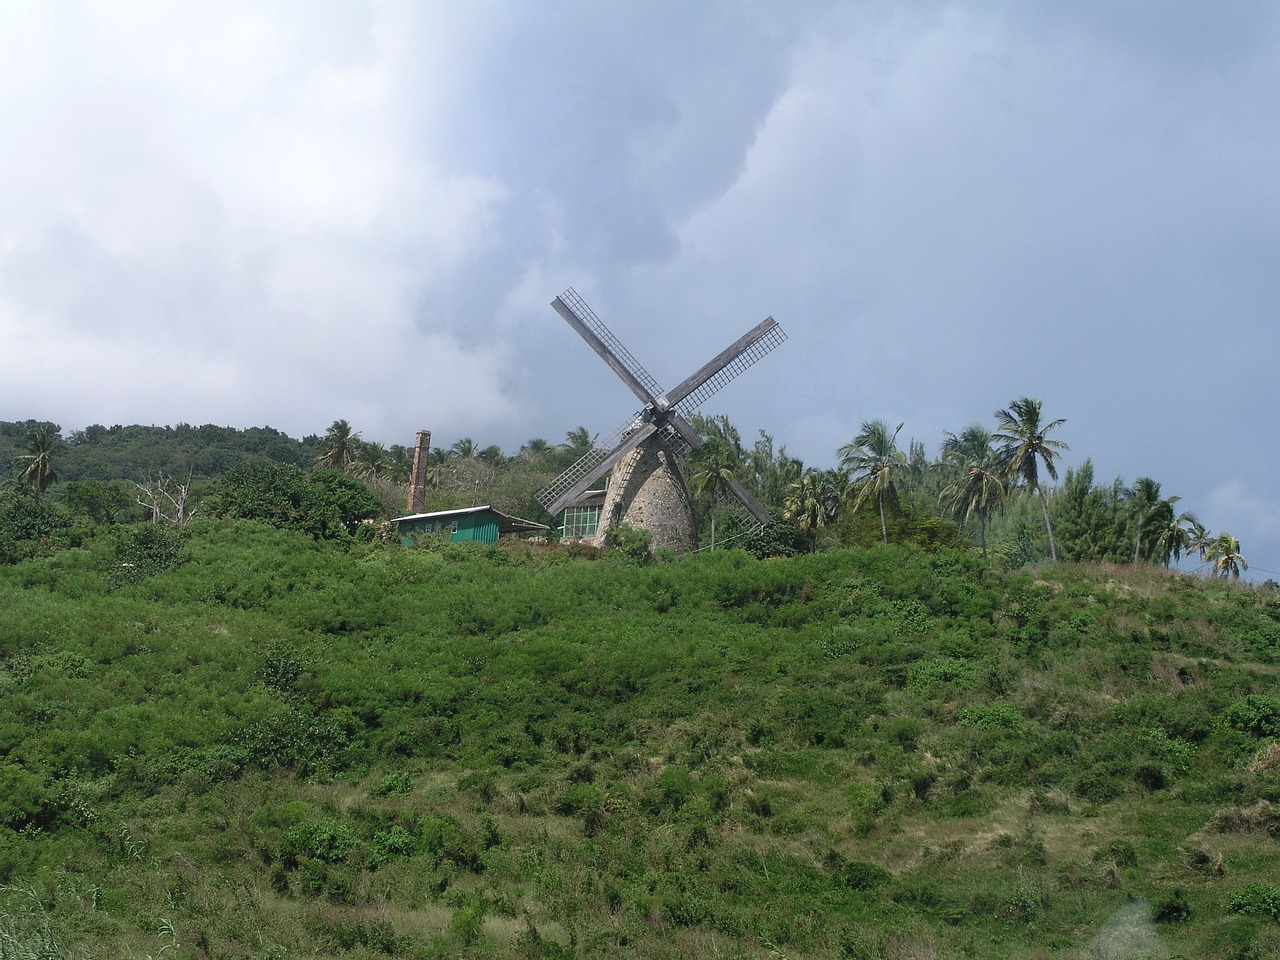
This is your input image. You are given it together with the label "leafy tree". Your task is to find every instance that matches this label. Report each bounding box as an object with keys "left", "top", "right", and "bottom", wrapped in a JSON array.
[
  {"left": 1048, "top": 461, "right": 1129, "bottom": 563},
  {"left": 16, "top": 425, "right": 61, "bottom": 499},
  {"left": 315, "top": 420, "right": 361, "bottom": 473},
  {"left": 207, "top": 464, "right": 380, "bottom": 538},
  {"left": 1207, "top": 533, "right": 1248, "bottom": 579},
  {"left": 747, "top": 430, "right": 803, "bottom": 516},
  {"left": 839, "top": 420, "right": 907, "bottom": 544},
  {"left": 0, "top": 492, "right": 70, "bottom": 563},
  {"left": 994, "top": 398, "right": 1069, "bottom": 561},
  {"left": 57, "top": 480, "right": 138, "bottom": 525}
]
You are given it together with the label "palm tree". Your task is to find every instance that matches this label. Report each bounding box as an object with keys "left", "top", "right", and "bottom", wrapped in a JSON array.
[
  {"left": 941, "top": 425, "right": 995, "bottom": 470},
  {"left": 476, "top": 444, "right": 505, "bottom": 466},
  {"left": 520, "top": 438, "right": 552, "bottom": 462},
  {"left": 450, "top": 438, "right": 478, "bottom": 460},
  {"left": 689, "top": 437, "right": 739, "bottom": 551},
  {"left": 839, "top": 420, "right": 907, "bottom": 544},
  {"left": 942, "top": 469, "right": 1006, "bottom": 559},
  {"left": 351, "top": 441, "right": 390, "bottom": 480},
  {"left": 1186, "top": 519, "right": 1213, "bottom": 563},
  {"left": 784, "top": 469, "right": 840, "bottom": 552},
  {"left": 17, "top": 425, "right": 60, "bottom": 499},
  {"left": 385, "top": 444, "right": 414, "bottom": 484},
  {"left": 1122, "top": 477, "right": 1176, "bottom": 564},
  {"left": 1207, "top": 533, "right": 1248, "bottom": 579},
  {"left": 563, "top": 427, "right": 592, "bottom": 454},
  {"left": 1152, "top": 508, "right": 1199, "bottom": 568},
  {"left": 993, "top": 398, "right": 1069, "bottom": 562},
  {"left": 315, "top": 419, "right": 361, "bottom": 472}
]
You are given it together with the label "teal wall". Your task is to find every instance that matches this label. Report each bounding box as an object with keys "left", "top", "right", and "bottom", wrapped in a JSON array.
[{"left": 397, "top": 511, "right": 501, "bottom": 545}]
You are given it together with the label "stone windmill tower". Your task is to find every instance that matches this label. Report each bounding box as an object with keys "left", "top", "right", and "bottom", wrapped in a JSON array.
[{"left": 536, "top": 288, "right": 787, "bottom": 554}]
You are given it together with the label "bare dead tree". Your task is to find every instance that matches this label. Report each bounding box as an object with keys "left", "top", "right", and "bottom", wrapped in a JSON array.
[{"left": 134, "top": 471, "right": 198, "bottom": 525}]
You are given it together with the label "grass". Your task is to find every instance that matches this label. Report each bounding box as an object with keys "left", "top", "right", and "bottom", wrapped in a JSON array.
[{"left": 1, "top": 521, "right": 1279, "bottom": 957}]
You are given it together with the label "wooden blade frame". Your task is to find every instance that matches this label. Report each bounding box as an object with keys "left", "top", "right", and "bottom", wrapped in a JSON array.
[
  {"left": 665, "top": 316, "right": 785, "bottom": 412},
  {"left": 668, "top": 414, "right": 772, "bottom": 525},
  {"left": 552, "top": 291, "right": 662, "bottom": 408},
  {"left": 542, "top": 420, "right": 658, "bottom": 517}
]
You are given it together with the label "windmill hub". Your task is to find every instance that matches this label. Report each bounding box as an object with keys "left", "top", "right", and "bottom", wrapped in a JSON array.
[{"left": 536, "top": 288, "right": 787, "bottom": 554}]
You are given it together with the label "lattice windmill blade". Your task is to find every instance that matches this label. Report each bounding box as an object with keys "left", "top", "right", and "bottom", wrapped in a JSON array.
[
  {"left": 537, "top": 416, "right": 659, "bottom": 517},
  {"left": 667, "top": 413, "right": 772, "bottom": 526},
  {"left": 552, "top": 288, "right": 664, "bottom": 407},
  {"left": 665, "top": 316, "right": 787, "bottom": 414}
]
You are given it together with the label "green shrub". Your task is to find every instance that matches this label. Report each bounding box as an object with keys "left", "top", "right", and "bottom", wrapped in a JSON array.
[
  {"left": 282, "top": 821, "right": 360, "bottom": 865},
  {"left": 1152, "top": 888, "right": 1191, "bottom": 923},
  {"left": 956, "top": 704, "right": 1024, "bottom": 730},
  {"left": 1229, "top": 881, "right": 1280, "bottom": 920},
  {"left": 109, "top": 523, "right": 187, "bottom": 586},
  {"left": 908, "top": 656, "right": 978, "bottom": 692},
  {"left": 1221, "top": 695, "right": 1280, "bottom": 739}
]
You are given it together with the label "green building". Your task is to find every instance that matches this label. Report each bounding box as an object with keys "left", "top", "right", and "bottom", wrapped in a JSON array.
[{"left": 391, "top": 505, "right": 549, "bottom": 546}]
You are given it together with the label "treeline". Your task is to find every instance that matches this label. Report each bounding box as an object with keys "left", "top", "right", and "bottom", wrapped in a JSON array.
[{"left": 0, "top": 402, "right": 1250, "bottom": 578}]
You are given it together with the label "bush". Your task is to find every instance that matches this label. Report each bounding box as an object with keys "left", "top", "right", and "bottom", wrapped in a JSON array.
[
  {"left": 1229, "top": 881, "right": 1280, "bottom": 920},
  {"left": 110, "top": 523, "right": 187, "bottom": 586},
  {"left": 1152, "top": 888, "right": 1191, "bottom": 923},
  {"left": 1221, "top": 695, "right": 1280, "bottom": 739}
]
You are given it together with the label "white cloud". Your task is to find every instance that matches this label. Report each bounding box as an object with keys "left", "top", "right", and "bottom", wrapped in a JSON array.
[
  {"left": 0, "top": 1, "right": 515, "bottom": 441},
  {"left": 1207, "top": 479, "right": 1280, "bottom": 543}
]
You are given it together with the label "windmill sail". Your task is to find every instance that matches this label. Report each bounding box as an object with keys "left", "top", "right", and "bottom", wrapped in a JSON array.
[
  {"left": 553, "top": 289, "right": 663, "bottom": 407},
  {"left": 666, "top": 316, "right": 787, "bottom": 414},
  {"left": 536, "top": 416, "right": 657, "bottom": 517}
]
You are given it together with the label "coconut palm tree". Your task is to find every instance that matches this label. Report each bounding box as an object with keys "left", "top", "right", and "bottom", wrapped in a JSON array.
[
  {"left": 689, "top": 437, "right": 739, "bottom": 551},
  {"left": 563, "top": 427, "right": 592, "bottom": 454},
  {"left": 1122, "top": 477, "right": 1177, "bottom": 564},
  {"left": 385, "top": 444, "right": 414, "bottom": 484},
  {"left": 1186, "top": 519, "right": 1213, "bottom": 563},
  {"left": 784, "top": 469, "right": 840, "bottom": 553},
  {"left": 519, "top": 438, "right": 552, "bottom": 462},
  {"left": 351, "top": 441, "right": 390, "bottom": 480},
  {"left": 315, "top": 419, "right": 361, "bottom": 472},
  {"left": 944, "top": 468, "right": 1006, "bottom": 558},
  {"left": 994, "top": 398, "right": 1069, "bottom": 562},
  {"left": 839, "top": 420, "right": 907, "bottom": 544},
  {"left": 941, "top": 425, "right": 995, "bottom": 471},
  {"left": 1207, "top": 533, "right": 1248, "bottom": 579},
  {"left": 1152, "top": 508, "right": 1199, "bottom": 568},
  {"left": 450, "top": 438, "right": 478, "bottom": 460},
  {"left": 17, "top": 425, "right": 60, "bottom": 499}
]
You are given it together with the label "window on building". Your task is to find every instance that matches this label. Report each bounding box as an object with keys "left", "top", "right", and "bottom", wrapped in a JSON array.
[{"left": 561, "top": 505, "right": 601, "bottom": 539}]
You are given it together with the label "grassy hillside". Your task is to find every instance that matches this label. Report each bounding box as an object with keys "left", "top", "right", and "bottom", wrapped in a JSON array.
[{"left": 2, "top": 524, "right": 1279, "bottom": 959}]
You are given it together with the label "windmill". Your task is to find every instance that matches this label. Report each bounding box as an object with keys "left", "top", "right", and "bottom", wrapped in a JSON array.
[{"left": 536, "top": 288, "right": 787, "bottom": 553}]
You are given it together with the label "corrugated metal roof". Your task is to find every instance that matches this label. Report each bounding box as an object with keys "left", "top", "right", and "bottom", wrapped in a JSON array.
[{"left": 390, "top": 505, "right": 549, "bottom": 535}]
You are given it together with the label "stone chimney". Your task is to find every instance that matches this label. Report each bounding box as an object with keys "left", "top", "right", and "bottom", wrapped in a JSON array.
[{"left": 406, "top": 430, "right": 431, "bottom": 513}]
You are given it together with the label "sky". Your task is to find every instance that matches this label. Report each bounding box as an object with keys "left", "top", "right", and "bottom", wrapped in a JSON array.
[{"left": 2, "top": 1, "right": 1278, "bottom": 578}]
